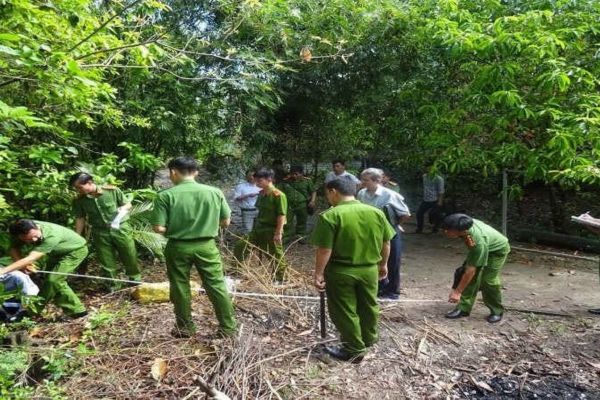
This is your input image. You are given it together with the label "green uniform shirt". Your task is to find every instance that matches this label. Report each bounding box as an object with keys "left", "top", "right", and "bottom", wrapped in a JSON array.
[
  {"left": 311, "top": 200, "right": 396, "bottom": 266},
  {"left": 150, "top": 178, "right": 231, "bottom": 240},
  {"left": 279, "top": 177, "right": 314, "bottom": 207},
  {"left": 465, "top": 219, "right": 509, "bottom": 268},
  {"left": 73, "top": 185, "right": 129, "bottom": 228},
  {"left": 254, "top": 186, "right": 287, "bottom": 230},
  {"left": 12, "top": 221, "right": 87, "bottom": 256}
]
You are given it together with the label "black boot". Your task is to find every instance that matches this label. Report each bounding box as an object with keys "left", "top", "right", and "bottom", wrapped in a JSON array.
[
  {"left": 487, "top": 314, "right": 503, "bottom": 323},
  {"left": 445, "top": 309, "right": 470, "bottom": 319},
  {"left": 588, "top": 308, "right": 600, "bottom": 315},
  {"left": 323, "top": 345, "right": 364, "bottom": 364}
]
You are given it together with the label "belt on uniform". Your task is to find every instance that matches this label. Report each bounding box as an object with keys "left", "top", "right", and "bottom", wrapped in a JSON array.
[
  {"left": 240, "top": 208, "right": 257, "bottom": 211},
  {"left": 168, "top": 237, "right": 214, "bottom": 242}
]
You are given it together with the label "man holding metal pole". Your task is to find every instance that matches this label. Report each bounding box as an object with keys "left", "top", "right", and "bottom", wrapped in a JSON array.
[
  {"left": 573, "top": 212, "right": 600, "bottom": 315},
  {"left": 1, "top": 219, "right": 88, "bottom": 319},
  {"left": 312, "top": 178, "right": 395, "bottom": 363}
]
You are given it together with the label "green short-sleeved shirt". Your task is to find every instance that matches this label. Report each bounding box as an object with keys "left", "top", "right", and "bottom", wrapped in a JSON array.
[
  {"left": 254, "top": 186, "right": 288, "bottom": 231},
  {"left": 72, "top": 185, "right": 129, "bottom": 228},
  {"left": 11, "top": 221, "right": 87, "bottom": 257},
  {"left": 465, "top": 219, "right": 510, "bottom": 267},
  {"left": 279, "top": 178, "right": 315, "bottom": 207},
  {"left": 150, "top": 179, "right": 231, "bottom": 240},
  {"left": 311, "top": 200, "right": 396, "bottom": 267}
]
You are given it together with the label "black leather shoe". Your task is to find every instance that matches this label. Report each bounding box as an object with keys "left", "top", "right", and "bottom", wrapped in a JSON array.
[
  {"left": 70, "top": 311, "right": 88, "bottom": 319},
  {"left": 445, "top": 309, "right": 470, "bottom": 319},
  {"left": 487, "top": 314, "right": 503, "bottom": 323},
  {"left": 323, "top": 345, "right": 364, "bottom": 364},
  {"left": 588, "top": 308, "right": 600, "bottom": 315}
]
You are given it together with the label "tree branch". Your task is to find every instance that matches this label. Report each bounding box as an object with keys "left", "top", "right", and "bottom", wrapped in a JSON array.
[
  {"left": 68, "top": 0, "right": 144, "bottom": 53},
  {"left": 74, "top": 36, "right": 162, "bottom": 60}
]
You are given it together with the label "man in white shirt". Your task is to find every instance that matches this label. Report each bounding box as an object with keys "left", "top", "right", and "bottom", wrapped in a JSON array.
[
  {"left": 324, "top": 159, "right": 361, "bottom": 188},
  {"left": 233, "top": 169, "right": 262, "bottom": 234},
  {"left": 1, "top": 267, "right": 39, "bottom": 323},
  {"left": 416, "top": 164, "right": 445, "bottom": 233},
  {"left": 357, "top": 168, "right": 411, "bottom": 299}
]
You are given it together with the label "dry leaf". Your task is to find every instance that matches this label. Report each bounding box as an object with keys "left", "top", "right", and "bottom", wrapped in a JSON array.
[
  {"left": 29, "top": 327, "right": 43, "bottom": 338},
  {"left": 300, "top": 47, "right": 312, "bottom": 62},
  {"left": 297, "top": 328, "right": 313, "bottom": 336},
  {"left": 151, "top": 358, "right": 168, "bottom": 381},
  {"left": 69, "top": 332, "right": 82, "bottom": 343},
  {"left": 586, "top": 361, "right": 600, "bottom": 370},
  {"left": 476, "top": 381, "right": 494, "bottom": 392}
]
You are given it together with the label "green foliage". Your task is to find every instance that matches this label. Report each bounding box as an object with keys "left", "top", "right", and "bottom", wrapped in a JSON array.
[
  {"left": 1, "top": 0, "right": 599, "bottom": 226},
  {"left": 127, "top": 200, "right": 167, "bottom": 257},
  {"left": 233, "top": 0, "right": 600, "bottom": 189},
  {"left": 0, "top": 348, "right": 32, "bottom": 399}
]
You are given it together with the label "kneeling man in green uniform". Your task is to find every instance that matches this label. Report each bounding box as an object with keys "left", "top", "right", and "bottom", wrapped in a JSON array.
[
  {"left": 442, "top": 213, "right": 510, "bottom": 323},
  {"left": 1, "top": 219, "right": 88, "bottom": 319},
  {"left": 311, "top": 178, "right": 395, "bottom": 363},
  {"left": 151, "top": 157, "right": 237, "bottom": 338},
  {"left": 70, "top": 172, "right": 141, "bottom": 292}
]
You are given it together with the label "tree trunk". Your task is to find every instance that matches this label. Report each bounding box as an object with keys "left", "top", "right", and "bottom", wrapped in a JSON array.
[{"left": 548, "top": 184, "right": 568, "bottom": 233}]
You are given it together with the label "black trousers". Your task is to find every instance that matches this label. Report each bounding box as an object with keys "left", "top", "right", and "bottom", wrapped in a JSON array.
[
  {"left": 416, "top": 201, "right": 441, "bottom": 232},
  {"left": 378, "top": 232, "right": 402, "bottom": 295}
]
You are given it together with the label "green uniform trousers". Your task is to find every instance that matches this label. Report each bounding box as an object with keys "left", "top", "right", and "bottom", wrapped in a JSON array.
[
  {"left": 165, "top": 239, "right": 237, "bottom": 335},
  {"left": 458, "top": 246, "right": 510, "bottom": 316},
  {"left": 284, "top": 205, "right": 308, "bottom": 237},
  {"left": 92, "top": 226, "right": 141, "bottom": 289},
  {"left": 325, "top": 264, "right": 379, "bottom": 355},
  {"left": 41, "top": 246, "right": 88, "bottom": 315},
  {"left": 234, "top": 228, "right": 287, "bottom": 281}
]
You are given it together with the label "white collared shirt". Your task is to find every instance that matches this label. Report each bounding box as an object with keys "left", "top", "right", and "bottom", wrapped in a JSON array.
[
  {"left": 233, "top": 181, "right": 261, "bottom": 209},
  {"left": 357, "top": 185, "right": 411, "bottom": 230}
]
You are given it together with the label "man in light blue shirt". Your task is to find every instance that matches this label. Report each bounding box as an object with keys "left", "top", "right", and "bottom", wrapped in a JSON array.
[{"left": 357, "top": 168, "right": 410, "bottom": 299}]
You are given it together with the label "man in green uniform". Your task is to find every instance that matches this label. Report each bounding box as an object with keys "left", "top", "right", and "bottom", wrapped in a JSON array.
[
  {"left": 312, "top": 178, "right": 395, "bottom": 363},
  {"left": 70, "top": 172, "right": 141, "bottom": 291},
  {"left": 577, "top": 213, "right": 600, "bottom": 315},
  {"left": 1, "top": 219, "right": 88, "bottom": 319},
  {"left": 151, "top": 157, "right": 237, "bottom": 338},
  {"left": 234, "top": 168, "right": 288, "bottom": 283},
  {"left": 279, "top": 165, "right": 316, "bottom": 240},
  {"left": 442, "top": 213, "right": 510, "bottom": 323}
]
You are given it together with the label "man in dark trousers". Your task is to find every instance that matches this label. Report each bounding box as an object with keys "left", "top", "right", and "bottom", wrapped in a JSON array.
[
  {"left": 416, "top": 164, "right": 445, "bottom": 233},
  {"left": 312, "top": 178, "right": 395, "bottom": 363}
]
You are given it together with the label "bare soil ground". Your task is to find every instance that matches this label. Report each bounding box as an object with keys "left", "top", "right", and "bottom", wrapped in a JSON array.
[{"left": 13, "top": 221, "right": 600, "bottom": 399}]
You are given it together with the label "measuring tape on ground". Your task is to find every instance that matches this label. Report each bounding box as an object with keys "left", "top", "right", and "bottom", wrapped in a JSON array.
[{"left": 30, "top": 270, "right": 444, "bottom": 303}]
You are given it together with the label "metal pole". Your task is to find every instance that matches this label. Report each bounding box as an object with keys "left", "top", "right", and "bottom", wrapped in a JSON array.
[
  {"left": 511, "top": 245, "right": 599, "bottom": 262},
  {"left": 319, "top": 291, "right": 327, "bottom": 338},
  {"left": 502, "top": 169, "right": 508, "bottom": 236}
]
